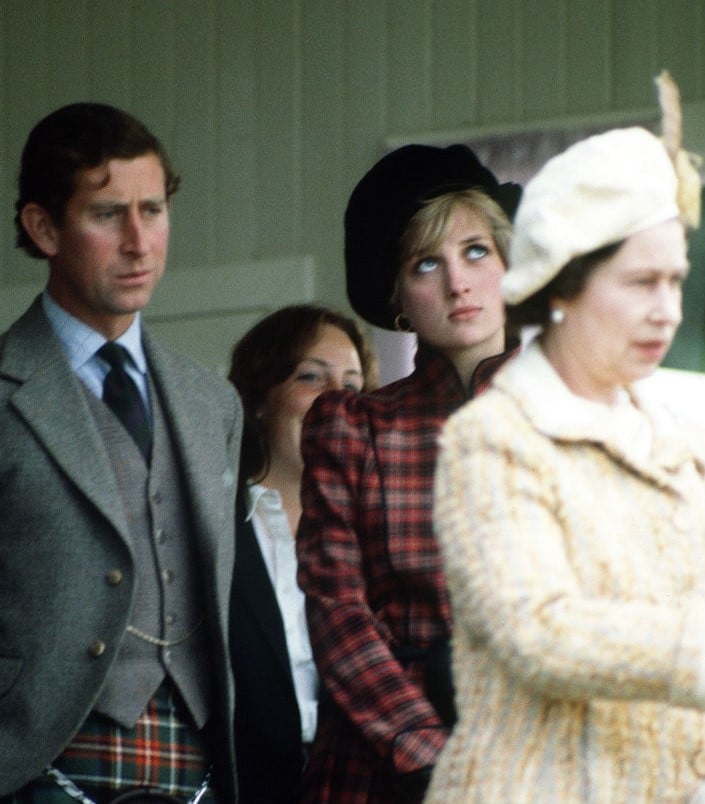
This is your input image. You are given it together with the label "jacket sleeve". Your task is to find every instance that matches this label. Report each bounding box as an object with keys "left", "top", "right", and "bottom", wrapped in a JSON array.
[{"left": 296, "top": 392, "right": 447, "bottom": 774}]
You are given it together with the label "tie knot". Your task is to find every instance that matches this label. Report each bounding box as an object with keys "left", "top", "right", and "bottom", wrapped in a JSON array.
[{"left": 98, "top": 341, "right": 130, "bottom": 371}]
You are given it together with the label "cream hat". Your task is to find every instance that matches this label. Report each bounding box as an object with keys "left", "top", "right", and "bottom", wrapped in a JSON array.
[
  {"left": 502, "top": 127, "right": 679, "bottom": 304},
  {"left": 502, "top": 71, "right": 702, "bottom": 305}
]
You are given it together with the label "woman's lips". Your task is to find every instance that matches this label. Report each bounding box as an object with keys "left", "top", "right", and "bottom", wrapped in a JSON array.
[
  {"left": 634, "top": 340, "right": 669, "bottom": 361},
  {"left": 449, "top": 305, "right": 482, "bottom": 322}
]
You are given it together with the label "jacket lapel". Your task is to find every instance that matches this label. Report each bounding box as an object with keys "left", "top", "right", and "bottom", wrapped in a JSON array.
[
  {"left": 234, "top": 496, "right": 292, "bottom": 675},
  {"left": 2, "top": 299, "right": 130, "bottom": 541},
  {"left": 144, "top": 332, "right": 229, "bottom": 547}
]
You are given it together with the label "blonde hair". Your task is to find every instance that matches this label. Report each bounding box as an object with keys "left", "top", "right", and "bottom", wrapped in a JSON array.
[{"left": 393, "top": 188, "right": 512, "bottom": 307}]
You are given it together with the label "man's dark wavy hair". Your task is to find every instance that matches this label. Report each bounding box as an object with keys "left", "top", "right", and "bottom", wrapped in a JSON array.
[{"left": 15, "top": 102, "right": 180, "bottom": 258}]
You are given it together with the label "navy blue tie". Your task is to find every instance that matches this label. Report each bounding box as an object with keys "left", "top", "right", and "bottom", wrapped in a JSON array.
[{"left": 98, "top": 342, "right": 152, "bottom": 462}]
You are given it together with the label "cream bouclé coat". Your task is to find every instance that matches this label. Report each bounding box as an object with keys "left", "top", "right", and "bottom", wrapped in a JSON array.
[{"left": 426, "top": 342, "right": 705, "bottom": 804}]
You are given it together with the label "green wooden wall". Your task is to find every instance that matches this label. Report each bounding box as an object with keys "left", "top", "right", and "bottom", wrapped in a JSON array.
[{"left": 1, "top": 0, "right": 704, "bottom": 372}]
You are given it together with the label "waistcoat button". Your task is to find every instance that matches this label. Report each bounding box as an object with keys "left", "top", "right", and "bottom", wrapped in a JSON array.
[
  {"left": 105, "top": 569, "right": 123, "bottom": 586},
  {"left": 88, "top": 640, "right": 106, "bottom": 658}
]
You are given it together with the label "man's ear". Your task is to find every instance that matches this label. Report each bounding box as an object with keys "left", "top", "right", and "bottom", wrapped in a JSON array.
[{"left": 20, "top": 203, "right": 60, "bottom": 257}]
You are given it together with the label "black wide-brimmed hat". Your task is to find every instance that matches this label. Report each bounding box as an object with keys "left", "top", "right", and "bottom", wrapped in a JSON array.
[{"left": 344, "top": 143, "right": 521, "bottom": 330}]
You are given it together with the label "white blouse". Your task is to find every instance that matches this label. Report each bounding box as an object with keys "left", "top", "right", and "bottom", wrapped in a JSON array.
[{"left": 246, "top": 483, "right": 319, "bottom": 743}]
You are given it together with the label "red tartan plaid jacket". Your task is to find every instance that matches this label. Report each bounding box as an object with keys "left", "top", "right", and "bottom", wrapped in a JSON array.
[{"left": 296, "top": 341, "right": 518, "bottom": 803}]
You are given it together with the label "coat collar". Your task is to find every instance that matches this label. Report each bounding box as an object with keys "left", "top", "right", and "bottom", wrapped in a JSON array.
[
  {"left": 413, "top": 337, "right": 521, "bottom": 402},
  {"left": 1, "top": 297, "right": 132, "bottom": 540},
  {"left": 493, "top": 340, "right": 705, "bottom": 479}
]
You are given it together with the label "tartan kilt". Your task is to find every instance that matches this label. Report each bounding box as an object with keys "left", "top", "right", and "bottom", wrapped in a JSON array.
[{"left": 7, "top": 682, "right": 215, "bottom": 803}]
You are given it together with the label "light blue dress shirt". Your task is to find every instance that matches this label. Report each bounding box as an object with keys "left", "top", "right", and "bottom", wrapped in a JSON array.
[{"left": 41, "top": 290, "right": 151, "bottom": 412}]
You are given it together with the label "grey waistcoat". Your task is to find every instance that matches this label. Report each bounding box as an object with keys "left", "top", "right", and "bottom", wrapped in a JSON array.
[{"left": 84, "top": 379, "right": 214, "bottom": 729}]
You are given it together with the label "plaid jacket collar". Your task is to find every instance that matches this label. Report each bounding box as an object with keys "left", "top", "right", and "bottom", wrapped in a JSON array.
[{"left": 414, "top": 336, "right": 520, "bottom": 402}]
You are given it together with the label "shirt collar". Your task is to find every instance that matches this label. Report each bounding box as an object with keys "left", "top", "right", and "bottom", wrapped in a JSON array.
[
  {"left": 245, "top": 482, "right": 282, "bottom": 521},
  {"left": 42, "top": 290, "right": 147, "bottom": 374}
]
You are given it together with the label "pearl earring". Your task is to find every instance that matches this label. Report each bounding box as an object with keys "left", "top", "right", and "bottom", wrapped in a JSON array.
[{"left": 550, "top": 308, "right": 565, "bottom": 324}]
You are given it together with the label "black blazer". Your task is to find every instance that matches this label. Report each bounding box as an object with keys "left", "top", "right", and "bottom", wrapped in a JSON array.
[{"left": 230, "top": 492, "right": 306, "bottom": 804}]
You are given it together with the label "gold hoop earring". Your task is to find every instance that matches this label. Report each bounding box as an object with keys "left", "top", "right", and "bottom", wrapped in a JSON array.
[{"left": 394, "top": 313, "right": 413, "bottom": 333}]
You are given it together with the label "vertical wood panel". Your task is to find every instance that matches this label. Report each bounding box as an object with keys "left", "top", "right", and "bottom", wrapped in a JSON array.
[
  {"left": 475, "top": 0, "right": 521, "bottom": 124},
  {"left": 385, "top": 0, "right": 433, "bottom": 134},
  {"left": 336, "top": 0, "right": 388, "bottom": 308},
  {"left": 253, "top": 0, "right": 300, "bottom": 259},
  {"left": 691, "top": 2, "right": 705, "bottom": 96},
  {"left": 87, "top": 1, "right": 132, "bottom": 104},
  {"left": 46, "top": 0, "right": 90, "bottom": 102},
  {"left": 214, "top": 0, "right": 259, "bottom": 262},
  {"left": 611, "top": 0, "right": 658, "bottom": 108},
  {"left": 657, "top": 0, "right": 704, "bottom": 100},
  {"left": 519, "top": 0, "right": 567, "bottom": 120},
  {"left": 2, "top": 0, "right": 53, "bottom": 284},
  {"left": 565, "top": 0, "right": 611, "bottom": 114},
  {"left": 340, "top": 0, "right": 387, "bottom": 179},
  {"left": 128, "top": 2, "right": 177, "bottom": 133},
  {"left": 170, "top": 0, "right": 219, "bottom": 268},
  {"left": 4, "top": 0, "right": 51, "bottom": 115},
  {"left": 300, "top": 1, "right": 345, "bottom": 302},
  {"left": 430, "top": 0, "right": 477, "bottom": 128}
]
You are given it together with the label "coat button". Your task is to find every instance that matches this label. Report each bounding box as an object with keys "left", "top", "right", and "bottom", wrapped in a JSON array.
[
  {"left": 105, "top": 569, "right": 123, "bottom": 586},
  {"left": 88, "top": 640, "right": 106, "bottom": 658}
]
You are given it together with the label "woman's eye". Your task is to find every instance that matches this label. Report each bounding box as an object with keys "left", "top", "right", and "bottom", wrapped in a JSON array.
[
  {"left": 466, "top": 244, "right": 489, "bottom": 261},
  {"left": 415, "top": 257, "right": 438, "bottom": 275},
  {"left": 297, "top": 371, "right": 325, "bottom": 386},
  {"left": 632, "top": 276, "right": 657, "bottom": 287}
]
